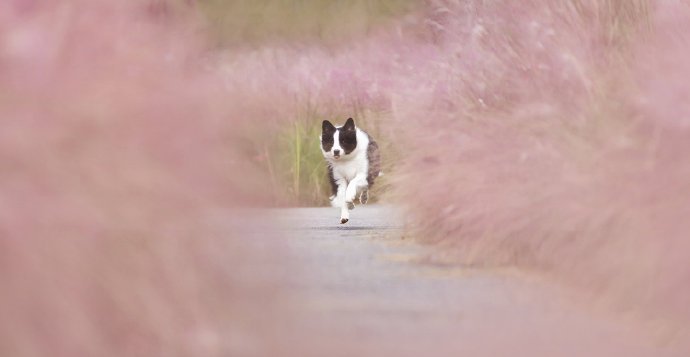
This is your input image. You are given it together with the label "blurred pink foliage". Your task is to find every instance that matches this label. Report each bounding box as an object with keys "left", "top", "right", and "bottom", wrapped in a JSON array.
[
  {"left": 0, "top": 1, "right": 285, "bottom": 355},
  {"left": 381, "top": 0, "right": 690, "bottom": 326},
  {"left": 3, "top": 0, "right": 690, "bottom": 354}
]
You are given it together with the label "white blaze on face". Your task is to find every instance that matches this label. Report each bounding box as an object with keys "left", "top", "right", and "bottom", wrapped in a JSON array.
[{"left": 332, "top": 129, "right": 343, "bottom": 158}]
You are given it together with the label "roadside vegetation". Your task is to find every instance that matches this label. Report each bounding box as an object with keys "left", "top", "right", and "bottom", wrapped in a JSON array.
[{"left": 3, "top": 0, "right": 690, "bottom": 355}]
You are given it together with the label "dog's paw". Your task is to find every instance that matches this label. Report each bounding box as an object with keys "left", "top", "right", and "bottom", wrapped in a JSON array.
[
  {"left": 340, "top": 218, "right": 349, "bottom": 224},
  {"left": 359, "top": 190, "right": 368, "bottom": 205},
  {"left": 346, "top": 201, "right": 355, "bottom": 210}
]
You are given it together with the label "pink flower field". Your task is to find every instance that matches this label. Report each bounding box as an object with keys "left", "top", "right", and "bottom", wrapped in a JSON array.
[{"left": 2, "top": 0, "right": 689, "bottom": 355}]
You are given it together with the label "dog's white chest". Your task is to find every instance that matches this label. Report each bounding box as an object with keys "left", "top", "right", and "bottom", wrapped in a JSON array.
[{"left": 332, "top": 159, "right": 364, "bottom": 182}]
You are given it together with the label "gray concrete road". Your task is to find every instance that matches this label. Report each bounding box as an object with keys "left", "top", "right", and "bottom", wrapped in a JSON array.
[{"left": 236, "top": 205, "right": 687, "bottom": 356}]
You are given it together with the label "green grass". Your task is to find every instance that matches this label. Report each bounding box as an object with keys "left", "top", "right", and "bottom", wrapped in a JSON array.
[{"left": 197, "top": 0, "right": 417, "bottom": 46}]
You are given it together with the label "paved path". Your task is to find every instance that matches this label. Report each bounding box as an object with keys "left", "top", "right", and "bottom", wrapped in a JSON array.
[{"left": 239, "top": 205, "right": 686, "bottom": 356}]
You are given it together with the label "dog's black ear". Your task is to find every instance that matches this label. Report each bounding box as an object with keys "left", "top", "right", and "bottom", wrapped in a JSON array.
[
  {"left": 343, "top": 118, "right": 355, "bottom": 131},
  {"left": 322, "top": 120, "right": 336, "bottom": 133}
]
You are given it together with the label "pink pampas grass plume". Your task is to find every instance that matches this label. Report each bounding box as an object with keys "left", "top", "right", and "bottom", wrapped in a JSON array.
[
  {"left": 390, "top": 0, "right": 690, "bottom": 328},
  {"left": 0, "top": 1, "right": 287, "bottom": 356}
]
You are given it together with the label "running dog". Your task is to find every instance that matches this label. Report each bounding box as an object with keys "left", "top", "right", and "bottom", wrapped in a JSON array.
[{"left": 320, "top": 118, "right": 381, "bottom": 224}]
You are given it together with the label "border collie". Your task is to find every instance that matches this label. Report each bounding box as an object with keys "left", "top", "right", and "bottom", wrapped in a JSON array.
[{"left": 320, "top": 118, "right": 381, "bottom": 224}]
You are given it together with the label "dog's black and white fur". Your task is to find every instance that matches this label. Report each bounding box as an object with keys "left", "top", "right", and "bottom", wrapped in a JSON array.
[{"left": 321, "top": 118, "right": 381, "bottom": 224}]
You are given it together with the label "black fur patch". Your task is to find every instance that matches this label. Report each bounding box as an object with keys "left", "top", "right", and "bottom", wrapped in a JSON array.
[
  {"left": 327, "top": 165, "right": 338, "bottom": 196},
  {"left": 321, "top": 120, "right": 335, "bottom": 152},
  {"left": 366, "top": 137, "right": 381, "bottom": 186},
  {"left": 339, "top": 118, "right": 357, "bottom": 154}
]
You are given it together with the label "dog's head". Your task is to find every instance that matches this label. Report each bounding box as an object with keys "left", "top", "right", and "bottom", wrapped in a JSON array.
[{"left": 321, "top": 118, "right": 357, "bottom": 161}]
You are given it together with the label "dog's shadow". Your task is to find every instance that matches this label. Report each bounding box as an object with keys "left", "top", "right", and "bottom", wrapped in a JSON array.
[{"left": 307, "top": 225, "right": 397, "bottom": 231}]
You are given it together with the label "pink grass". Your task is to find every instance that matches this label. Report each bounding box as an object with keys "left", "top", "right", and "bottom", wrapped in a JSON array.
[
  {"left": 385, "top": 0, "right": 690, "bottom": 327},
  {"left": 3, "top": 0, "right": 690, "bottom": 354},
  {"left": 0, "top": 1, "right": 285, "bottom": 355}
]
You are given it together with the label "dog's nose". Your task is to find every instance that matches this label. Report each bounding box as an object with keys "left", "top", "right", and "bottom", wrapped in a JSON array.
[{"left": 333, "top": 149, "right": 340, "bottom": 156}]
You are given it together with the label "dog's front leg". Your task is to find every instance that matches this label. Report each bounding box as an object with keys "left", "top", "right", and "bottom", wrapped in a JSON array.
[
  {"left": 335, "top": 181, "right": 350, "bottom": 224},
  {"left": 331, "top": 181, "right": 346, "bottom": 208},
  {"left": 340, "top": 204, "right": 349, "bottom": 224},
  {"left": 345, "top": 174, "right": 368, "bottom": 208}
]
